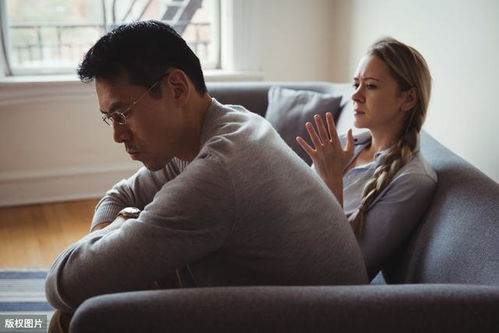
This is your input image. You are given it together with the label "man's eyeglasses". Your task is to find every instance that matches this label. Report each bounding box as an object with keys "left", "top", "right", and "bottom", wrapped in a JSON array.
[{"left": 101, "top": 75, "right": 166, "bottom": 126}]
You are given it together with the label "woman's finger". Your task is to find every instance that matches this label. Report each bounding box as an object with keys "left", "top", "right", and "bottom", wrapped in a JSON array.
[
  {"left": 305, "top": 122, "right": 323, "bottom": 149},
  {"left": 325, "top": 112, "right": 339, "bottom": 146},
  {"left": 314, "top": 114, "right": 330, "bottom": 143},
  {"left": 345, "top": 128, "right": 354, "bottom": 154},
  {"left": 296, "top": 136, "right": 315, "bottom": 157}
]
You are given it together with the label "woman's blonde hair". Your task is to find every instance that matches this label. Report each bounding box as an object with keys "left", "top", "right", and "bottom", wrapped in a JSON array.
[{"left": 348, "top": 37, "right": 432, "bottom": 237}]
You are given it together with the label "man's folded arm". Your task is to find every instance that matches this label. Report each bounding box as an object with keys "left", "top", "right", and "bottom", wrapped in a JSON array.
[
  {"left": 90, "top": 159, "right": 187, "bottom": 231},
  {"left": 45, "top": 154, "right": 234, "bottom": 311}
]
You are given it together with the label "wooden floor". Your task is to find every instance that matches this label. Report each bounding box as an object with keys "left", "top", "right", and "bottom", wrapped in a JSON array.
[{"left": 0, "top": 199, "right": 99, "bottom": 269}]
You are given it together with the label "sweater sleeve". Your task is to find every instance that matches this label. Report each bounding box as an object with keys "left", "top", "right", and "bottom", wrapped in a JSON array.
[
  {"left": 90, "top": 158, "right": 187, "bottom": 230},
  {"left": 45, "top": 153, "right": 234, "bottom": 312},
  {"left": 359, "top": 172, "right": 437, "bottom": 280}
]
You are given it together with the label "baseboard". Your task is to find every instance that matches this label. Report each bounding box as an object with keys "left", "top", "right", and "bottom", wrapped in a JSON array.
[{"left": 0, "top": 163, "right": 141, "bottom": 207}]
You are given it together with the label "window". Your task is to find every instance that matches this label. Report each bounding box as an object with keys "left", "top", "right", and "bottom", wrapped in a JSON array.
[{"left": 0, "top": 0, "right": 220, "bottom": 76}]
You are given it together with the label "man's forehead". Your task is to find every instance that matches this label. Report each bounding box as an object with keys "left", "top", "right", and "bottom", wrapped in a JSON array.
[{"left": 95, "top": 77, "right": 129, "bottom": 113}]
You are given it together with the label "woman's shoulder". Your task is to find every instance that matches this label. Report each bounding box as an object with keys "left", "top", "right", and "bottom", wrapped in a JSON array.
[
  {"left": 395, "top": 152, "right": 438, "bottom": 185},
  {"left": 374, "top": 153, "right": 437, "bottom": 206}
]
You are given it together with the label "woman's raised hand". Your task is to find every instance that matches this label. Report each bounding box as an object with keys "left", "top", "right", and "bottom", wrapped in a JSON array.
[{"left": 296, "top": 112, "right": 354, "bottom": 203}]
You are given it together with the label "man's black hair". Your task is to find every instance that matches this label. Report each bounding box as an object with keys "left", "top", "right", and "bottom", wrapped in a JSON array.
[{"left": 78, "top": 20, "right": 207, "bottom": 94}]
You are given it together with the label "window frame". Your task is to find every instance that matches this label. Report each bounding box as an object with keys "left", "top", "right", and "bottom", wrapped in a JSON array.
[
  {"left": 0, "top": 0, "right": 263, "bottom": 94},
  {"left": 0, "top": 0, "right": 222, "bottom": 77}
]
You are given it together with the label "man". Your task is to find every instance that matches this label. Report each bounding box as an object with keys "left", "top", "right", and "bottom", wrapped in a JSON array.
[{"left": 45, "top": 20, "right": 367, "bottom": 329}]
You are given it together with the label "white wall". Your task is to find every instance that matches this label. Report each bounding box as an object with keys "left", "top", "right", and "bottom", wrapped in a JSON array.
[
  {"left": 259, "top": 0, "right": 339, "bottom": 81},
  {"left": 331, "top": 0, "right": 499, "bottom": 182},
  {"left": 0, "top": 81, "right": 142, "bottom": 206}
]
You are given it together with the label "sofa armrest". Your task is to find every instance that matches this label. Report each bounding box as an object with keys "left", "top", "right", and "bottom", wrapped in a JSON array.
[{"left": 70, "top": 284, "right": 499, "bottom": 333}]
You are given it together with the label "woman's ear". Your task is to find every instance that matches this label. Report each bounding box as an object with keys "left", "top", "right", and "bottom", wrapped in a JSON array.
[{"left": 401, "top": 87, "right": 417, "bottom": 112}]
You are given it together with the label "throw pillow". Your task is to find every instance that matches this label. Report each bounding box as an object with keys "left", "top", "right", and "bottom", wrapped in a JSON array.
[{"left": 265, "top": 86, "right": 343, "bottom": 165}]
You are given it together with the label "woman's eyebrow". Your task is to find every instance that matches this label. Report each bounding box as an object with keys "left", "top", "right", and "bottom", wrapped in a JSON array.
[{"left": 353, "top": 76, "right": 381, "bottom": 81}]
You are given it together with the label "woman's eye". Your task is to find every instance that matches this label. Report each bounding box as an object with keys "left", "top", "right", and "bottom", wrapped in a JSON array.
[{"left": 353, "top": 83, "right": 376, "bottom": 89}]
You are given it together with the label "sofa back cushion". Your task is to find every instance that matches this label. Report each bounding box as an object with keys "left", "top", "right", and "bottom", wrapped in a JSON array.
[{"left": 207, "top": 82, "right": 351, "bottom": 118}]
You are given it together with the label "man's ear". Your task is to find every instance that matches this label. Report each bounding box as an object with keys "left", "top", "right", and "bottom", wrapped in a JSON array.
[
  {"left": 401, "top": 87, "right": 417, "bottom": 112},
  {"left": 165, "top": 69, "right": 190, "bottom": 105}
]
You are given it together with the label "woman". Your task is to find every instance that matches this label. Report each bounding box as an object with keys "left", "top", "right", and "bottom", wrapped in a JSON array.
[{"left": 296, "top": 38, "right": 437, "bottom": 280}]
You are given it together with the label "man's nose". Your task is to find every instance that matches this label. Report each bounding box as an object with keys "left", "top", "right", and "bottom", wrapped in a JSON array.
[{"left": 113, "top": 123, "right": 131, "bottom": 143}]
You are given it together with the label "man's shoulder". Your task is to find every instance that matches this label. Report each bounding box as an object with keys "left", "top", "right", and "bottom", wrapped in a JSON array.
[
  {"left": 209, "top": 98, "right": 263, "bottom": 125},
  {"left": 199, "top": 99, "right": 301, "bottom": 170},
  {"left": 202, "top": 98, "right": 274, "bottom": 146}
]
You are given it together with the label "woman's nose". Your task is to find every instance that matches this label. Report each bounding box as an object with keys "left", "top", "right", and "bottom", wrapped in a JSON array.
[{"left": 351, "top": 85, "right": 364, "bottom": 103}]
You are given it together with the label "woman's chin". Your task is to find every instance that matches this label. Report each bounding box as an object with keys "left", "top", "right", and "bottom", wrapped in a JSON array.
[{"left": 353, "top": 120, "right": 368, "bottom": 129}]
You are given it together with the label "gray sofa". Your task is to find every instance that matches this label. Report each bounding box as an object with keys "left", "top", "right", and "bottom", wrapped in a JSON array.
[{"left": 70, "top": 82, "right": 499, "bottom": 332}]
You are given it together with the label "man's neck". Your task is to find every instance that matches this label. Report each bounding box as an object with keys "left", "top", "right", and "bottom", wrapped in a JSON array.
[{"left": 176, "top": 94, "right": 212, "bottom": 162}]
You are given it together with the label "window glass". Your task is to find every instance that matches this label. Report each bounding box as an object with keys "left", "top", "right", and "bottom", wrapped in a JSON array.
[{"left": 2, "top": 0, "right": 219, "bottom": 75}]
